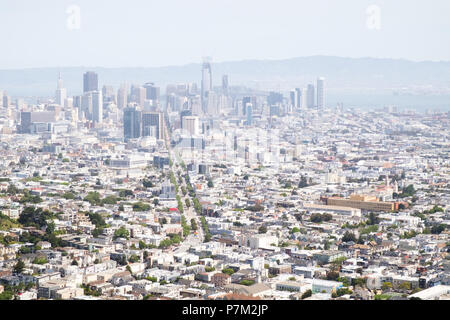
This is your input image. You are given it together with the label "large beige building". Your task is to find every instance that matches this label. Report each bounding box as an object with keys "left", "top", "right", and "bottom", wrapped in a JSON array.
[{"left": 326, "top": 195, "right": 395, "bottom": 212}]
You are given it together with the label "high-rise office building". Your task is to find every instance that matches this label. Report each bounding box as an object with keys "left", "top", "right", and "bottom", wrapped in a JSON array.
[
  {"left": 307, "top": 84, "right": 315, "bottom": 109},
  {"left": 81, "top": 93, "right": 93, "bottom": 120},
  {"left": 123, "top": 107, "right": 141, "bottom": 141},
  {"left": 180, "top": 109, "right": 192, "bottom": 126},
  {"left": 102, "top": 85, "right": 116, "bottom": 104},
  {"left": 20, "top": 111, "right": 56, "bottom": 134},
  {"left": 131, "top": 85, "right": 146, "bottom": 106},
  {"left": 166, "top": 84, "right": 177, "bottom": 97},
  {"left": 20, "top": 111, "right": 32, "bottom": 133},
  {"left": 83, "top": 71, "right": 99, "bottom": 93},
  {"left": 222, "top": 75, "right": 229, "bottom": 96},
  {"left": 143, "top": 83, "right": 160, "bottom": 102},
  {"left": 3, "top": 92, "right": 10, "bottom": 109},
  {"left": 293, "top": 88, "right": 307, "bottom": 109},
  {"left": 188, "top": 83, "right": 198, "bottom": 96},
  {"left": 73, "top": 95, "right": 82, "bottom": 109},
  {"left": 299, "top": 88, "right": 307, "bottom": 109},
  {"left": 65, "top": 97, "right": 74, "bottom": 110},
  {"left": 117, "top": 85, "right": 128, "bottom": 109},
  {"left": 241, "top": 96, "right": 256, "bottom": 116},
  {"left": 290, "top": 90, "right": 297, "bottom": 108},
  {"left": 182, "top": 116, "right": 199, "bottom": 136},
  {"left": 317, "top": 77, "right": 325, "bottom": 109},
  {"left": 191, "top": 95, "right": 202, "bottom": 116},
  {"left": 201, "top": 59, "right": 212, "bottom": 112},
  {"left": 92, "top": 91, "right": 103, "bottom": 124},
  {"left": 206, "top": 91, "right": 219, "bottom": 116},
  {"left": 246, "top": 103, "right": 253, "bottom": 126},
  {"left": 166, "top": 93, "right": 176, "bottom": 112},
  {"left": 268, "top": 92, "right": 283, "bottom": 106},
  {"left": 142, "top": 111, "right": 164, "bottom": 139},
  {"left": 55, "top": 73, "right": 67, "bottom": 107}
]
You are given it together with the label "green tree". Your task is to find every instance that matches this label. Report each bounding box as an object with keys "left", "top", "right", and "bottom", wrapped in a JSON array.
[
  {"left": 431, "top": 224, "right": 446, "bottom": 235},
  {"left": 222, "top": 268, "right": 235, "bottom": 276},
  {"left": 382, "top": 282, "right": 393, "bottom": 291},
  {"left": 301, "top": 289, "right": 312, "bottom": 299},
  {"left": 342, "top": 231, "right": 357, "bottom": 242},
  {"left": 139, "top": 241, "right": 147, "bottom": 250},
  {"left": 132, "top": 202, "right": 150, "bottom": 212},
  {"left": 258, "top": 225, "right": 267, "bottom": 234},
  {"left": 143, "top": 179, "right": 154, "bottom": 188},
  {"left": 190, "top": 218, "right": 198, "bottom": 231},
  {"left": 13, "top": 259, "right": 25, "bottom": 274},
  {"left": 88, "top": 212, "right": 107, "bottom": 228},
  {"left": 33, "top": 256, "right": 48, "bottom": 265},
  {"left": 128, "top": 255, "right": 140, "bottom": 263},
  {"left": 399, "top": 282, "right": 411, "bottom": 291},
  {"left": 63, "top": 192, "right": 76, "bottom": 200},
  {"left": 0, "top": 291, "right": 13, "bottom": 300},
  {"left": 290, "top": 227, "right": 301, "bottom": 234},
  {"left": 114, "top": 227, "right": 130, "bottom": 240},
  {"left": 102, "top": 195, "right": 118, "bottom": 205},
  {"left": 83, "top": 192, "right": 102, "bottom": 206},
  {"left": 367, "top": 212, "right": 380, "bottom": 225},
  {"left": 240, "top": 280, "right": 255, "bottom": 286}
]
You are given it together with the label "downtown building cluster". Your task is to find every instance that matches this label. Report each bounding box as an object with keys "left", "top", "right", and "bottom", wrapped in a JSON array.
[{"left": 0, "top": 62, "right": 449, "bottom": 301}]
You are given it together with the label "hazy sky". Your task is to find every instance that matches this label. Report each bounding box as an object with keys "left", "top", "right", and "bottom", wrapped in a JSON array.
[{"left": 1, "top": 0, "right": 449, "bottom": 69}]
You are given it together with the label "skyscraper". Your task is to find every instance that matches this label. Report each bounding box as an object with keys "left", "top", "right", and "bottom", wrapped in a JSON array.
[
  {"left": 73, "top": 95, "right": 82, "bottom": 109},
  {"left": 117, "top": 85, "right": 128, "bottom": 109},
  {"left": 317, "top": 77, "right": 325, "bottom": 109},
  {"left": 143, "top": 83, "right": 160, "bottom": 103},
  {"left": 92, "top": 91, "right": 103, "bottom": 124},
  {"left": 123, "top": 107, "right": 141, "bottom": 141},
  {"left": 299, "top": 88, "right": 307, "bottom": 110},
  {"left": 20, "top": 111, "right": 32, "bottom": 133},
  {"left": 246, "top": 103, "right": 253, "bottom": 126},
  {"left": 242, "top": 97, "right": 251, "bottom": 116},
  {"left": 131, "top": 85, "right": 146, "bottom": 106},
  {"left": 290, "top": 90, "right": 298, "bottom": 108},
  {"left": 201, "top": 58, "right": 212, "bottom": 112},
  {"left": 180, "top": 109, "right": 192, "bottom": 127},
  {"left": 206, "top": 91, "right": 219, "bottom": 116},
  {"left": 102, "top": 85, "right": 116, "bottom": 104},
  {"left": 166, "top": 93, "right": 177, "bottom": 112},
  {"left": 3, "top": 92, "right": 10, "bottom": 109},
  {"left": 182, "top": 116, "right": 199, "bottom": 136},
  {"left": 83, "top": 71, "right": 99, "bottom": 93},
  {"left": 142, "top": 111, "right": 164, "bottom": 139},
  {"left": 81, "top": 93, "right": 92, "bottom": 120},
  {"left": 55, "top": 73, "right": 67, "bottom": 107},
  {"left": 268, "top": 92, "right": 283, "bottom": 106},
  {"left": 307, "top": 84, "right": 315, "bottom": 109},
  {"left": 222, "top": 75, "right": 229, "bottom": 96}
]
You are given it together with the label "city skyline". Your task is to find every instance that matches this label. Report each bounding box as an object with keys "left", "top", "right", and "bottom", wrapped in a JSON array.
[{"left": 0, "top": 1, "right": 448, "bottom": 305}]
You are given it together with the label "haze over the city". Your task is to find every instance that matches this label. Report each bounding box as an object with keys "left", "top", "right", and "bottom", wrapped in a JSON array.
[{"left": 1, "top": 0, "right": 450, "bottom": 69}]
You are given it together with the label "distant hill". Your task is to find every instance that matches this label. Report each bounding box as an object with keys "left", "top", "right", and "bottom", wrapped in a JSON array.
[{"left": 1, "top": 56, "right": 450, "bottom": 97}]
